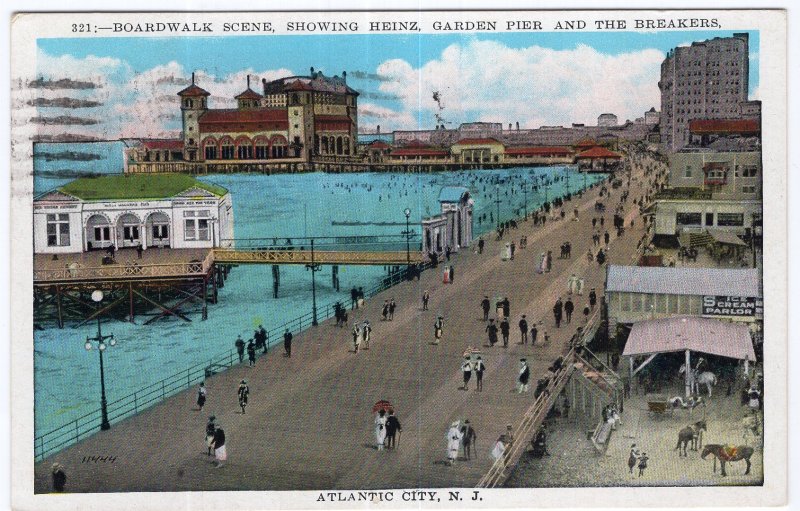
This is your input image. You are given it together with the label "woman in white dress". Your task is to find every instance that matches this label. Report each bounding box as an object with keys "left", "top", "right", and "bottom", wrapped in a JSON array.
[
  {"left": 375, "top": 410, "right": 388, "bottom": 450},
  {"left": 446, "top": 420, "right": 463, "bottom": 465}
]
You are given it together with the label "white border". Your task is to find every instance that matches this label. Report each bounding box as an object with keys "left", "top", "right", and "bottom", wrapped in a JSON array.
[{"left": 3, "top": 4, "right": 794, "bottom": 511}]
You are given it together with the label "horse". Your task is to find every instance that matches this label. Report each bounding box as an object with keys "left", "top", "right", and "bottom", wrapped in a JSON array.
[
  {"left": 701, "top": 444, "right": 754, "bottom": 476},
  {"left": 675, "top": 420, "right": 707, "bottom": 457},
  {"left": 679, "top": 364, "right": 718, "bottom": 397}
]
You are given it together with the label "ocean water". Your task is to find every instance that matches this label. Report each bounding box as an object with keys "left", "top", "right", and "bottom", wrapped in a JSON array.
[{"left": 32, "top": 142, "right": 606, "bottom": 440}]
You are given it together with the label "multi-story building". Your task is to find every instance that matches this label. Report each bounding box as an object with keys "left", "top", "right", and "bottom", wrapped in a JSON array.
[
  {"left": 597, "top": 113, "right": 618, "bottom": 127},
  {"left": 653, "top": 150, "right": 761, "bottom": 237},
  {"left": 128, "top": 68, "right": 359, "bottom": 170},
  {"left": 659, "top": 33, "right": 750, "bottom": 151}
]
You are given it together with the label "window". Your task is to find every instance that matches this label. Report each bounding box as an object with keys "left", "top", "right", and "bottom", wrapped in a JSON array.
[
  {"left": 94, "top": 226, "right": 110, "bottom": 242},
  {"left": 238, "top": 145, "right": 253, "bottom": 159},
  {"left": 46, "top": 213, "right": 70, "bottom": 246},
  {"left": 741, "top": 165, "right": 758, "bottom": 178},
  {"left": 717, "top": 213, "right": 744, "bottom": 226},
  {"left": 684, "top": 166, "right": 693, "bottom": 178},
  {"left": 705, "top": 213, "right": 714, "bottom": 227},
  {"left": 620, "top": 293, "right": 631, "bottom": 312},
  {"left": 667, "top": 295, "right": 679, "bottom": 314},
  {"left": 676, "top": 212, "right": 702, "bottom": 226},
  {"left": 152, "top": 224, "right": 169, "bottom": 240},
  {"left": 221, "top": 144, "right": 235, "bottom": 160},
  {"left": 255, "top": 144, "right": 269, "bottom": 159},
  {"left": 631, "top": 294, "right": 642, "bottom": 312},
  {"left": 205, "top": 145, "right": 218, "bottom": 160},
  {"left": 742, "top": 185, "right": 757, "bottom": 194},
  {"left": 123, "top": 224, "right": 140, "bottom": 241},
  {"left": 679, "top": 295, "right": 691, "bottom": 314},
  {"left": 184, "top": 211, "right": 211, "bottom": 241},
  {"left": 656, "top": 294, "right": 668, "bottom": 313}
]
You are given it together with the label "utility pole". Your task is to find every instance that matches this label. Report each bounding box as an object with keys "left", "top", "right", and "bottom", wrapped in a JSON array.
[
  {"left": 494, "top": 178, "right": 502, "bottom": 229},
  {"left": 306, "top": 239, "right": 320, "bottom": 326}
]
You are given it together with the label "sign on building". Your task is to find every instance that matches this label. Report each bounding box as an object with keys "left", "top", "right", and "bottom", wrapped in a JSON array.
[{"left": 702, "top": 296, "right": 763, "bottom": 317}]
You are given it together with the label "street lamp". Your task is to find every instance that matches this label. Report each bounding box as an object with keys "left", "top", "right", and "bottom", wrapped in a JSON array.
[
  {"left": 522, "top": 180, "right": 528, "bottom": 220},
  {"left": 85, "top": 290, "right": 115, "bottom": 431},
  {"left": 305, "top": 239, "right": 320, "bottom": 326},
  {"left": 403, "top": 208, "right": 412, "bottom": 266},
  {"left": 494, "top": 178, "right": 501, "bottom": 230}
]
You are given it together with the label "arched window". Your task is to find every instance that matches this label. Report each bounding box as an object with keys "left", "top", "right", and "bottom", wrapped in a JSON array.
[
  {"left": 236, "top": 136, "right": 253, "bottom": 159},
  {"left": 220, "top": 137, "right": 235, "bottom": 160},
  {"left": 203, "top": 137, "right": 218, "bottom": 160},
  {"left": 336, "top": 137, "right": 343, "bottom": 155},
  {"left": 254, "top": 136, "right": 269, "bottom": 159}
]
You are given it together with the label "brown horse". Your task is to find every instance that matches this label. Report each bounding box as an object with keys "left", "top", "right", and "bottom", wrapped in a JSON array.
[
  {"left": 701, "top": 444, "right": 754, "bottom": 476},
  {"left": 675, "top": 420, "right": 707, "bottom": 457}
]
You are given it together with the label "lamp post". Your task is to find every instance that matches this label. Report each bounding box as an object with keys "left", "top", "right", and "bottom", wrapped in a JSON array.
[
  {"left": 522, "top": 180, "right": 528, "bottom": 220},
  {"left": 85, "top": 290, "right": 115, "bottom": 431},
  {"left": 306, "top": 239, "right": 320, "bottom": 326},
  {"left": 403, "top": 208, "right": 411, "bottom": 266},
  {"left": 494, "top": 178, "right": 501, "bottom": 230}
]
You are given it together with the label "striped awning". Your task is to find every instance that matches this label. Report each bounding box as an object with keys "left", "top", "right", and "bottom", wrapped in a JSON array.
[{"left": 622, "top": 316, "right": 756, "bottom": 361}]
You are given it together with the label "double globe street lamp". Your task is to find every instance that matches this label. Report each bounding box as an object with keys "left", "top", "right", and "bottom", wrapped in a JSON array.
[{"left": 85, "top": 290, "right": 116, "bottom": 431}]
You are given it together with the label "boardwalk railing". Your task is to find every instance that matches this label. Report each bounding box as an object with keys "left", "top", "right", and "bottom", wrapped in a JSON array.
[
  {"left": 33, "top": 251, "right": 215, "bottom": 284},
  {"left": 34, "top": 265, "right": 424, "bottom": 461},
  {"left": 477, "top": 309, "right": 603, "bottom": 488}
]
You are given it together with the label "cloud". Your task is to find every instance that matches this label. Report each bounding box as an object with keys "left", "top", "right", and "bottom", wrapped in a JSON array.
[
  {"left": 376, "top": 40, "right": 664, "bottom": 130},
  {"left": 348, "top": 70, "right": 391, "bottom": 82},
  {"left": 29, "top": 115, "right": 100, "bottom": 126},
  {"left": 358, "top": 103, "right": 417, "bottom": 131},
  {"left": 27, "top": 97, "right": 103, "bottom": 108},
  {"left": 28, "top": 78, "right": 99, "bottom": 90}
]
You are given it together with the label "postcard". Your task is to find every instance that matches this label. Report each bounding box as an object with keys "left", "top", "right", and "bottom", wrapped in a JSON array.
[{"left": 9, "top": 8, "right": 788, "bottom": 510}]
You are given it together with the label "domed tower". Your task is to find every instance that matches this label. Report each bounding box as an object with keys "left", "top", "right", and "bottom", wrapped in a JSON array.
[{"left": 177, "top": 72, "right": 210, "bottom": 161}]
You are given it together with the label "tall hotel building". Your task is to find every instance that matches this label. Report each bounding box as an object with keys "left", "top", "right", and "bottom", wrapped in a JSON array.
[{"left": 659, "top": 33, "right": 751, "bottom": 151}]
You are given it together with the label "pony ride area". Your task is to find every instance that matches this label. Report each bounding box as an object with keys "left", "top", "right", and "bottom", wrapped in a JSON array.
[{"left": 506, "top": 350, "right": 763, "bottom": 488}]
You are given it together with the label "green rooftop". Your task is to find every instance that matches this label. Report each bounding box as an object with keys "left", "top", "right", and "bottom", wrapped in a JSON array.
[{"left": 58, "top": 173, "right": 228, "bottom": 201}]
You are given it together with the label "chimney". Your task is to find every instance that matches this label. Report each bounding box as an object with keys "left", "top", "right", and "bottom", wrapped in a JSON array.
[
  {"left": 191, "top": 72, "right": 195, "bottom": 84},
  {"left": 342, "top": 70, "right": 347, "bottom": 82},
  {"left": 516, "top": 121, "right": 520, "bottom": 130},
  {"left": 247, "top": 75, "right": 250, "bottom": 89},
  {"left": 310, "top": 66, "right": 315, "bottom": 77},
  {"left": 377, "top": 125, "right": 381, "bottom": 134}
]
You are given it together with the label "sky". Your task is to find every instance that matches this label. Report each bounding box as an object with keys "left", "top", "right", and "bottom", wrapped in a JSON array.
[{"left": 17, "top": 30, "right": 759, "bottom": 140}]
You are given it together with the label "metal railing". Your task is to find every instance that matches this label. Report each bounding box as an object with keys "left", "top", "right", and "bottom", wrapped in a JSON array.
[
  {"left": 34, "top": 265, "right": 426, "bottom": 461},
  {"left": 33, "top": 251, "right": 215, "bottom": 284}
]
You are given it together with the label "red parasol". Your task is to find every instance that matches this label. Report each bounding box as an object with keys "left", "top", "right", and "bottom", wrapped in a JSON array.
[{"left": 372, "top": 400, "right": 393, "bottom": 413}]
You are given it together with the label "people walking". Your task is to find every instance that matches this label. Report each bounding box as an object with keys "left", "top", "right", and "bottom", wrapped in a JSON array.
[
  {"left": 567, "top": 273, "right": 579, "bottom": 295},
  {"left": 382, "top": 300, "right": 390, "bottom": 321},
  {"left": 388, "top": 298, "right": 396, "bottom": 320},
  {"left": 461, "top": 356, "right": 473, "bottom": 390},
  {"left": 449, "top": 265, "right": 455, "bottom": 284},
  {"left": 375, "top": 410, "right": 387, "bottom": 451},
  {"left": 235, "top": 335, "right": 245, "bottom": 363},
  {"left": 517, "top": 359, "right": 531, "bottom": 393},
  {"left": 362, "top": 320, "right": 372, "bottom": 350},
  {"left": 283, "top": 329, "right": 292, "bottom": 357},
  {"left": 212, "top": 423, "right": 226, "bottom": 468},
  {"left": 564, "top": 298, "right": 574, "bottom": 324},
  {"left": 351, "top": 286, "right": 358, "bottom": 310},
  {"left": 478, "top": 238, "right": 484, "bottom": 254},
  {"left": 500, "top": 317, "right": 510, "bottom": 347},
  {"left": 589, "top": 288, "right": 597, "bottom": 310},
  {"left": 386, "top": 410, "right": 402, "bottom": 449},
  {"left": 474, "top": 356, "right": 485, "bottom": 392},
  {"left": 486, "top": 319, "right": 498, "bottom": 347},
  {"left": 628, "top": 444, "right": 640, "bottom": 474},
  {"left": 51, "top": 463, "right": 66, "bottom": 492},
  {"left": 247, "top": 339, "right": 256, "bottom": 367},
  {"left": 422, "top": 290, "right": 430, "bottom": 311},
  {"left": 205, "top": 415, "right": 216, "bottom": 456},
  {"left": 446, "top": 421, "right": 463, "bottom": 465},
  {"left": 638, "top": 452, "right": 649, "bottom": 477},
  {"left": 442, "top": 265, "right": 450, "bottom": 284},
  {"left": 502, "top": 297, "right": 510, "bottom": 319},
  {"left": 433, "top": 316, "right": 444, "bottom": 345},
  {"left": 530, "top": 322, "right": 539, "bottom": 345},
  {"left": 258, "top": 325, "right": 268, "bottom": 353},
  {"left": 518, "top": 315, "right": 528, "bottom": 344},
  {"left": 604, "top": 230, "right": 611, "bottom": 247},
  {"left": 461, "top": 420, "right": 477, "bottom": 460},
  {"left": 510, "top": 241, "right": 516, "bottom": 260},
  {"left": 237, "top": 379, "right": 249, "bottom": 414},
  {"left": 481, "top": 296, "right": 491, "bottom": 321},
  {"left": 197, "top": 382, "right": 207, "bottom": 411},
  {"left": 352, "top": 323, "right": 362, "bottom": 353},
  {"left": 553, "top": 298, "right": 563, "bottom": 328}
]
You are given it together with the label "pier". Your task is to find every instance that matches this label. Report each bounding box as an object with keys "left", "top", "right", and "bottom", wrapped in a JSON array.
[{"left": 33, "top": 154, "right": 658, "bottom": 492}]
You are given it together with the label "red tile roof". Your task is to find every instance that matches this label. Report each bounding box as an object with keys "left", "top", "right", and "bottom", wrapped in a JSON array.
[
  {"left": 689, "top": 119, "right": 760, "bottom": 135},
  {"left": 235, "top": 88, "right": 263, "bottom": 100},
  {"left": 575, "top": 146, "right": 622, "bottom": 159},
  {"left": 368, "top": 140, "right": 391, "bottom": 149},
  {"left": 574, "top": 138, "right": 597, "bottom": 148},
  {"left": 505, "top": 146, "right": 572, "bottom": 156},
  {"left": 199, "top": 109, "right": 289, "bottom": 131},
  {"left": 453, "top": 137, "right": 503, "bottom": 146},
  {"left": 142, "top": 139, "right": 184, "bottom": 150},
  {"left": 177, "top": 83, "right": 210, "bottom": 97},
  {"left": 391, "top": 148, "right": 449, "bottom": 157}
]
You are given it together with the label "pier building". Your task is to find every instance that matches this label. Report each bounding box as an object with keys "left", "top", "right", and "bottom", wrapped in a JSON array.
[
  {"left": 33, "top": 173, "right": 233, "bottom": 254},
  {"left": 421, "top": 186, "right": 474, "bottom": 256}
]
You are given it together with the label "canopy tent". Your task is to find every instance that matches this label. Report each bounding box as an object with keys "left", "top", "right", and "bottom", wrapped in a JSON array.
[
  {"left": 622, "top": 316, "right": 755, "bottom": 396},
  {"left": 710, "top": 230, "right": 748, "bottom": 247}
]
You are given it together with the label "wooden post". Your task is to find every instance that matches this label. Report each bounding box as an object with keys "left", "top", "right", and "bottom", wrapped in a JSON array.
[
  {"left": 56, "top": 286, "right": 64, "bottom": 329},
  {"left": 212, "top": 270, "right": 218, "bottom": 304},
  {"left": 129, "top": 283, "right": 134, "bottom": 323},
  {"left": 202, "top": 277, "right": 208, "bottom": 320},
  {"left": 685, "top": 349, "right": 692, "bottom": 397}
]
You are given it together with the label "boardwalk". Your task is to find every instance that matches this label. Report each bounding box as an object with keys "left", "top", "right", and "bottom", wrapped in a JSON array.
[{"left": 34, "top": 157, "right": 660, "bottom": 493}]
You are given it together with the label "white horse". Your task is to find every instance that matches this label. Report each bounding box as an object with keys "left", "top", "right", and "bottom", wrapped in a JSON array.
[{"left": 679, "top": 364, "right": 718, "bottom": 397}]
